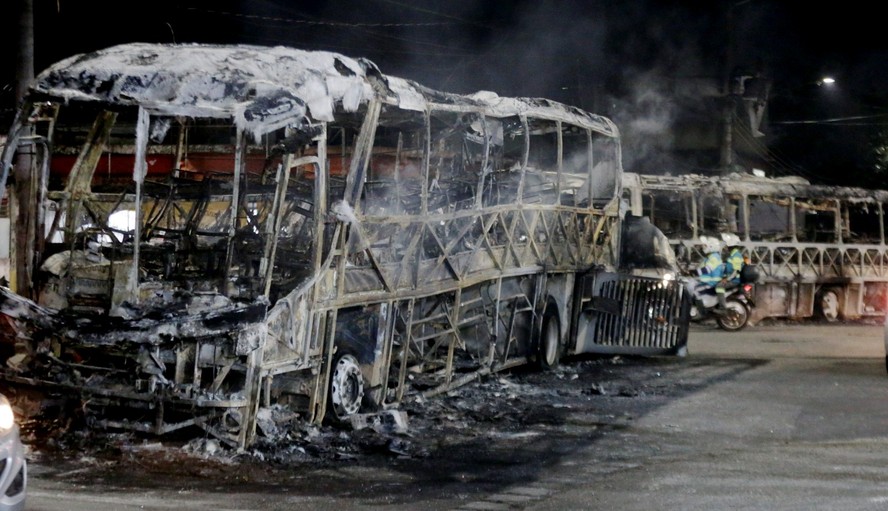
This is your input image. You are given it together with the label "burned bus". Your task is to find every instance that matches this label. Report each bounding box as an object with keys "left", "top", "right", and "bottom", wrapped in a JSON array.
[
  {"left": 623, "top": 171, "right": 888, "bottom": 324},
  {"left": 0, "top": 43, "right": 687, "bottom": 449}
]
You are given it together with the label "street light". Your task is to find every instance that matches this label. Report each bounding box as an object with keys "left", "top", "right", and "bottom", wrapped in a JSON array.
[{"left": 817, "top": 77, "right": 836, "bottom": 87}]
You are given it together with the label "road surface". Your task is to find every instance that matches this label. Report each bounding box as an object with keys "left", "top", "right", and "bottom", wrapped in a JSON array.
[{"left": 24, "top": 320, "right": 888, "bottom": 510}]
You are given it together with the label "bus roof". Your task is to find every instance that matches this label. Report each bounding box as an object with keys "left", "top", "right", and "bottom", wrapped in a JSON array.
[
  {"left": 30, "top": 43, "right": 619, "bottom": 139},
  {"left": 623, "top": 171, "right": 888, "bottom": 203}
]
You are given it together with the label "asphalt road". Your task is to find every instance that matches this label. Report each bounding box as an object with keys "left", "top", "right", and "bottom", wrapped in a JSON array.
[
  {"left": 24, "top": 320, "right": 888, "bottom": 511},
  {"left": 529, "top": 320, "right": 888, "bottom": 511}
]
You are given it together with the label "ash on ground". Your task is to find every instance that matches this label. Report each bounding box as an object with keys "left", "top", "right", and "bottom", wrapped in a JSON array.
[{"left": 14, "top": 354, "right": 722, "bottom": 495}]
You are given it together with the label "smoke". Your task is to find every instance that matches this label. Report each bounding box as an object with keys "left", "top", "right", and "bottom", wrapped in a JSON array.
[
  {"left": 609, "top": 66, "right": 721, "bottom": 174},
  {"left": 5, "top": 1, "right": 747, "bottom": 177},
  {"left": 600, "top": 5, "right": 720, "bottom": 174},
  {"left": 421, "top": 0, "right": 610, "bottom": 104},
  {"left": 353, "top": 0, "right": 725, "bottom": 175}
]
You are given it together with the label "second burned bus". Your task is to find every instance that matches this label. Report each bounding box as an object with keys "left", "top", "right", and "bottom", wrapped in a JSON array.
[{"left": 623, "top": 171, "right": 888, "bottom": 324}]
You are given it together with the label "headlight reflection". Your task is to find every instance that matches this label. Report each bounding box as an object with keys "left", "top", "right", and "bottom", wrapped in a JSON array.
[{"left": 0, "top": 395, "right": 15, "bottom": 431}]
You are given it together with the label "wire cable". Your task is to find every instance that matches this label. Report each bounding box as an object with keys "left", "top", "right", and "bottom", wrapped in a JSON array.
[
  {"left": 731, "top": 111, "right": 815, "bottom": 180},
  {"left": 178, "top": 5, "right": 457, "bottom": 28}
]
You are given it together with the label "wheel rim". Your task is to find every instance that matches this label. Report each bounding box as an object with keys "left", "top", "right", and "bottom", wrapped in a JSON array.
[
  {"left": 542, "top": 314, "right": 560, "bottom": 367},
  {"left": 718, "top": 301, "right": 748, "bottom": 330},
  {"left": 821, "top": 290, "right": 840, "bottom": 322},
  {"left": 330, "top": 354, "right": 364, "bottom": 419}
]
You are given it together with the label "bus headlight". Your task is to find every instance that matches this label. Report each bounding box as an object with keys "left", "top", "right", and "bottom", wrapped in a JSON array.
[
  {"left": 653, "top": 272, "right": 675, "bottom": 289},
  {"left": 0, "top": 395, "right": 15, "bottom": 431},
  {"left": 656, "top": 272, "right": 675, "bottom": 289}
]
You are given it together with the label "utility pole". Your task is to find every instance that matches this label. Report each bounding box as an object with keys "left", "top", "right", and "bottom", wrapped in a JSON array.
[
  {"left": 15, "top": 0, "right": 34, "bottom": 103},
  {"left": 12, "top": 0, "right": 34, "bottom": 295},
  {"left": 719, "top": 1, "right": 735, "bottom": 172}
]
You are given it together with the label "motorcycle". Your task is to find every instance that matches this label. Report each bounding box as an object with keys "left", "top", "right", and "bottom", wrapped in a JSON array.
[{"left": 689, "top": 282, "right": 756, "bottom": 331}]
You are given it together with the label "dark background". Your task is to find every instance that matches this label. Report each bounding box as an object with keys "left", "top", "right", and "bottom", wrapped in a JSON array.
[{"left": 4, "top": 0, "right": 888, "bottom": 187}]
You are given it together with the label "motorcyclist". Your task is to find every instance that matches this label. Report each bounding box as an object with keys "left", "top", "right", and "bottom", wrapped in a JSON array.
[
  {"left": 721, "top": 233, "right": 746, "bottom": 288},
  {"left": 688, "top": 236, "right": 728, "bottom": 310}
]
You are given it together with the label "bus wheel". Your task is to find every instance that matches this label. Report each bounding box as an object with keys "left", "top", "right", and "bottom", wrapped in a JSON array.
[
  {"left": 818, "top": 288, "right": 843, "bottom": 322},
  {"left": 536, "top": 306, "right": 561, "bottom": 370},
  {"left": 329, "top": 353, "right": 364, "bottom": 421}
]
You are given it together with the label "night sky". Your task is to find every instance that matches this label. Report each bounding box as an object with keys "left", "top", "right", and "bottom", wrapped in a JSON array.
[{"left": 4, "top": 0, "right": 888, "bottom": 186}]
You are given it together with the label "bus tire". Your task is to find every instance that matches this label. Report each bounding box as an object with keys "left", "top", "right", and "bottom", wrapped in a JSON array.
[
  {"left": 329, "top": 353, "right": 364, "bottom": 422},
  {"left": 536, "top": 304, "right": 562, "bottom": 370},
  {"left": 817, "top": 288, "right": 843, "bottom": 322}
]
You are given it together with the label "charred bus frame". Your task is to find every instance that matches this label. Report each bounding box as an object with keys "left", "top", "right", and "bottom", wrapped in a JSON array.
[
  {"left": 623, "top": 171, "right": 888, "bottom": 323},
  {"left": 0, "top": 44, "right": 688, "bottom": 449}
]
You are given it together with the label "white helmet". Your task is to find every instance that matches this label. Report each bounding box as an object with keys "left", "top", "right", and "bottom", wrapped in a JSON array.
[
  {"left": 699, "top": 236, "right": 723, "bottom": 253},
  {"left": 720, "top": 233, "right": 741, "bottom": 246}
]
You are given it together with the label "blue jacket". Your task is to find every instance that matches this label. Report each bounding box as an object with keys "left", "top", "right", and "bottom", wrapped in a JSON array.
[{"left": 697, "top": 252, "right": 725, "bottom": 286}]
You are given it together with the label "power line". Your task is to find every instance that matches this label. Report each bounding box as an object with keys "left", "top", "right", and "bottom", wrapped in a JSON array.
[
  {"left": 772, "top": 113, "right": 888, "bottom": 125},
  {"left": 175, "top": 5, "right": 482, "bottom": 59},
  {"left": 373, "top": 0, "right": 493, "bottom": 29},
  {"left": 731, "top": 111, "right": 814, "bottom": 180},
  {"left": 179, "top": 6, "right": 456, "bottom": 28}
]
